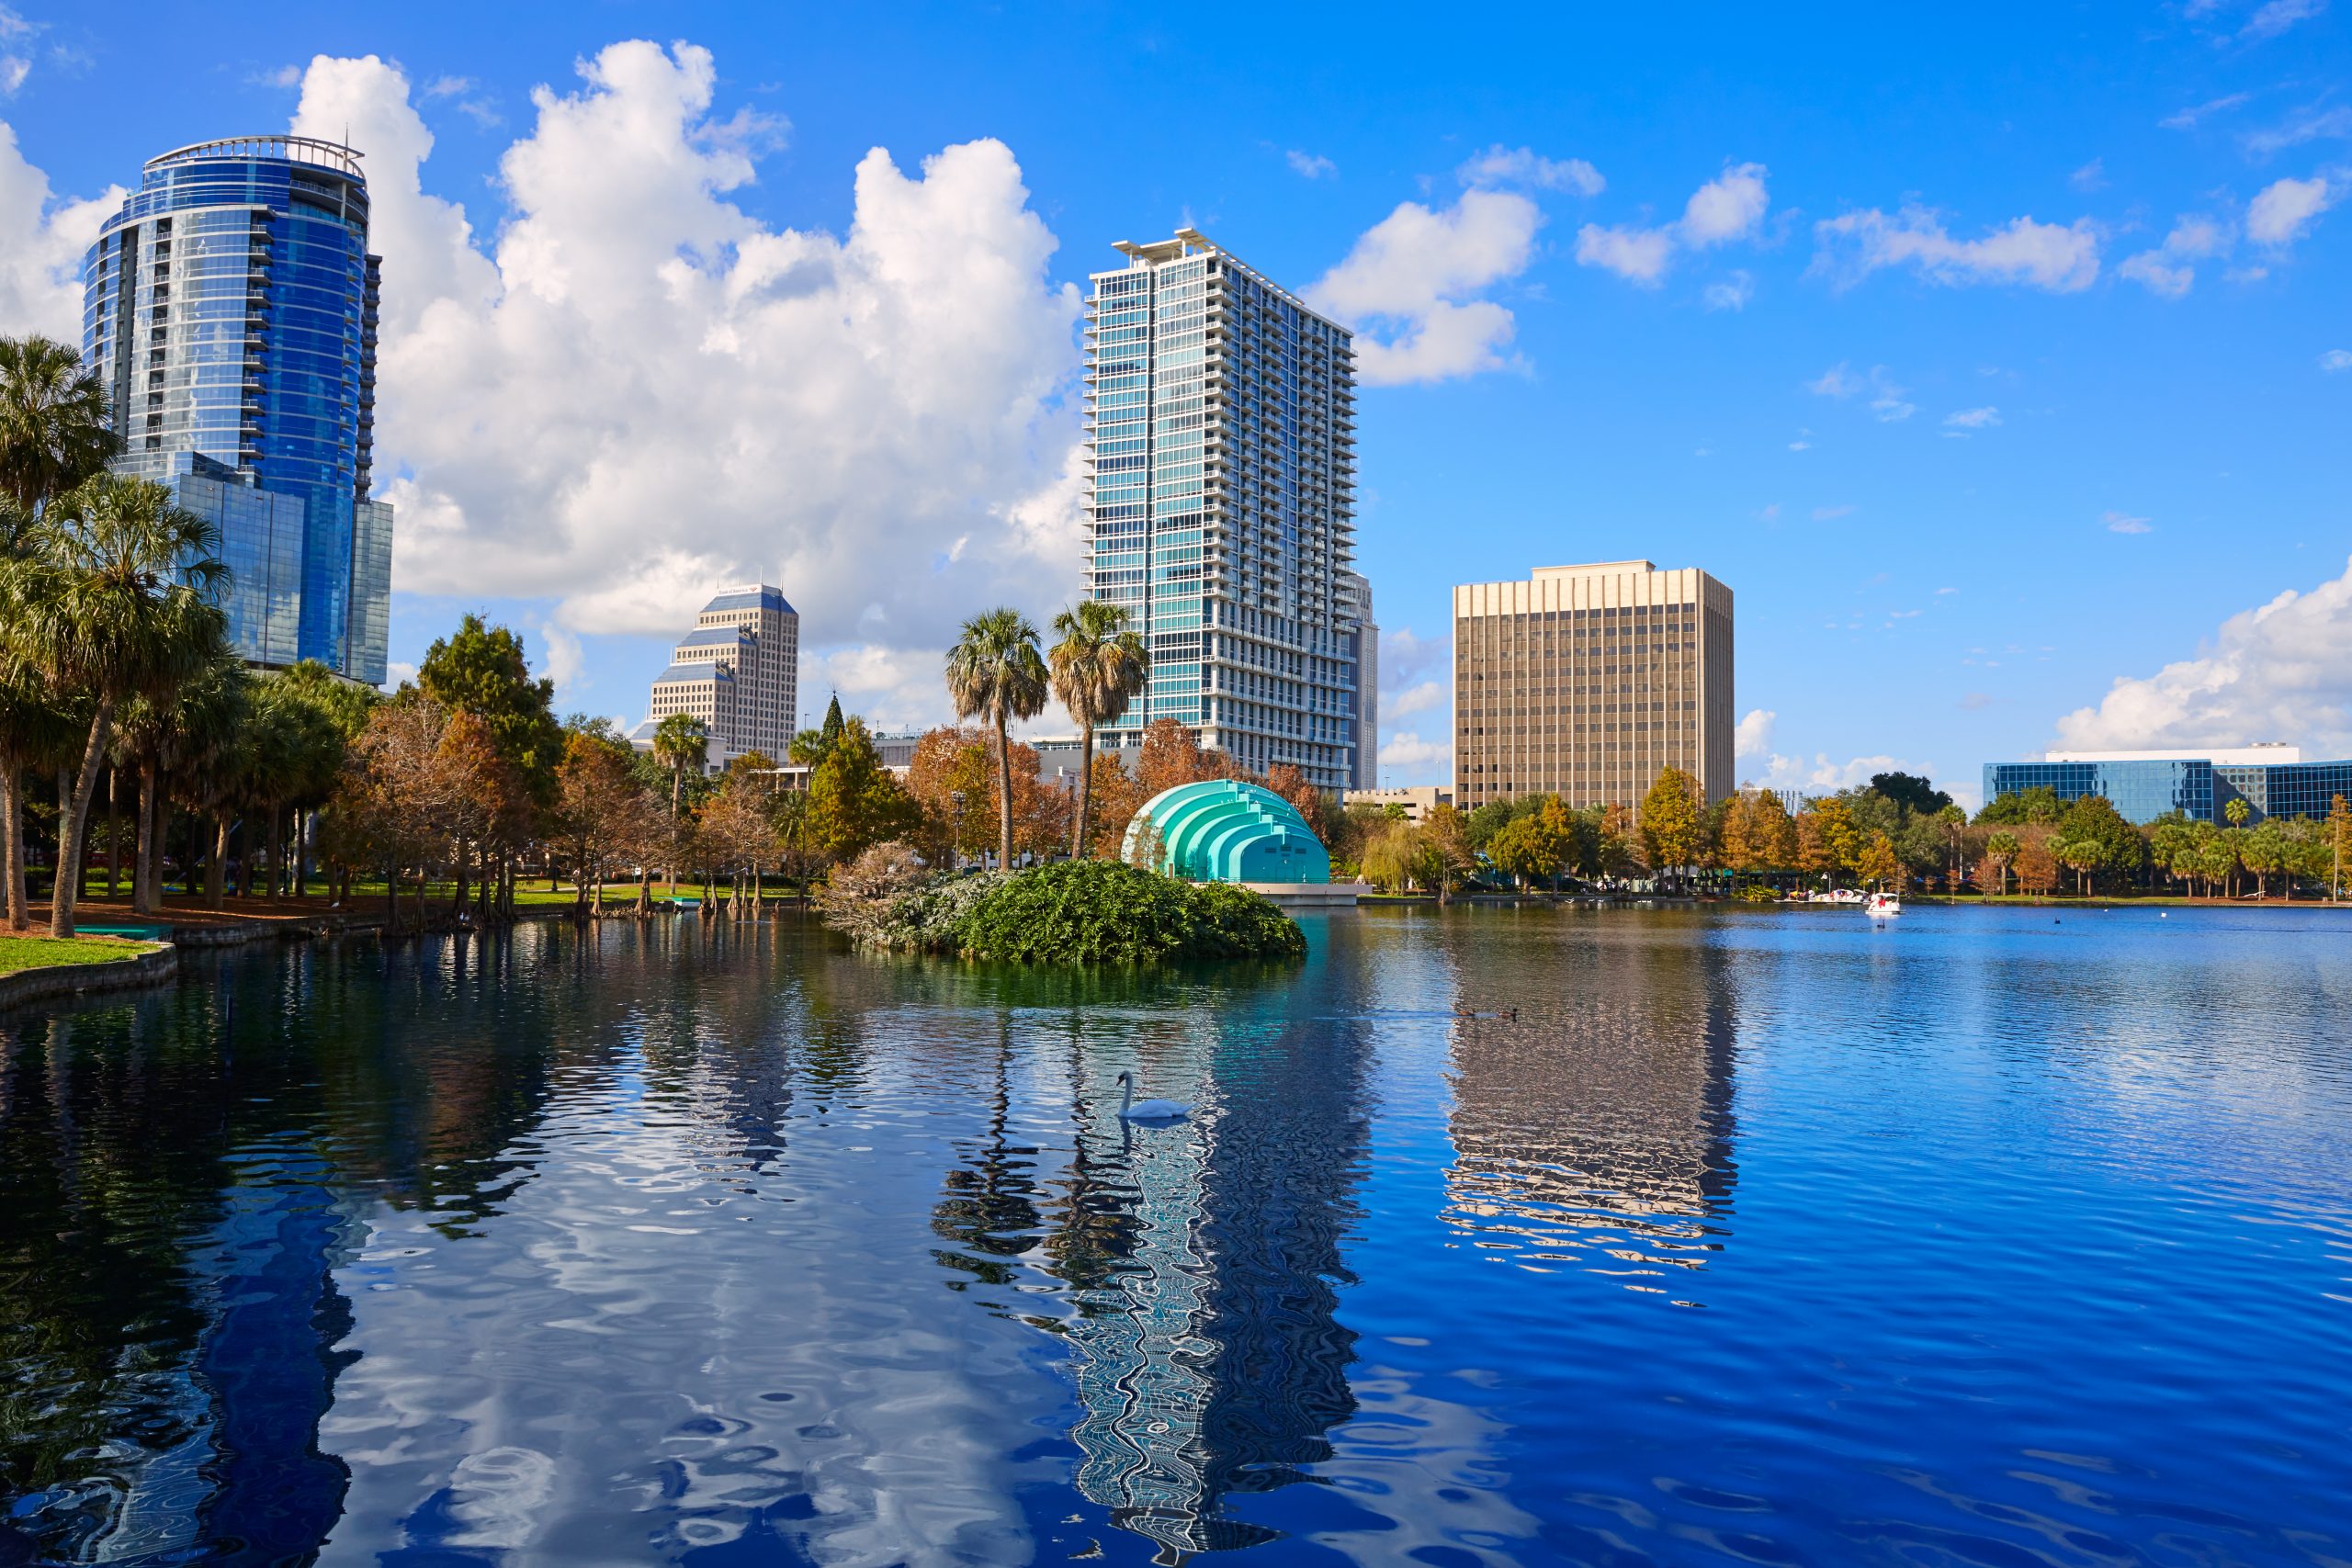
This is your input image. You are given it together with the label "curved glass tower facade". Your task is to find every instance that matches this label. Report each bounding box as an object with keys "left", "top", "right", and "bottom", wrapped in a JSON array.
[{"left": 82, "top": 136, "right": 391, "bottom": 682}]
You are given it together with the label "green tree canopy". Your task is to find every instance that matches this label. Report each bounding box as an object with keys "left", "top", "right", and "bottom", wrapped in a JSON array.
[
  {"left": 1869, "top": 771, "right": 1953, "bottom": 817},
  {"left": 418, "top": 615, "right": 564, "bottom": 805},
  {"left": 808, "top": 716, "right": 922, "bottom": 862}
]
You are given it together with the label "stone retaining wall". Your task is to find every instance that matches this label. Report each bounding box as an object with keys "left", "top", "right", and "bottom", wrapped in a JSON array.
[{"left": 0, "top": 945, "right": 179, "bottom": 1014}]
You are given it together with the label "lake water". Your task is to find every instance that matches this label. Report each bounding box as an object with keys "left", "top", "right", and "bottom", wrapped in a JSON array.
[{"left": 3, "top": 905, "right": 2348, "bottom": 1565}]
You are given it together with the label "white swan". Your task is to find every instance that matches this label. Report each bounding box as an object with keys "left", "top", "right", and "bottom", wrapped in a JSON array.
[{"left": 1116, "top": 1070, "right": 1191, "bottom": 1123}]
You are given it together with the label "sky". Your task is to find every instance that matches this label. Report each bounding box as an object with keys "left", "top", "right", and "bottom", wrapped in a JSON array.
[{"left": 3, "top": 1, "right": 2347, "bottom": 806}]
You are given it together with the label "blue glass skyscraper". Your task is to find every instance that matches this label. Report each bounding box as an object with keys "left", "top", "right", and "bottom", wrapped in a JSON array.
[
  {"left": 82, "top": 136, "right": 391, "bottom": 683},
  {"left": 1084, "top": 230, "right": 1362, "bottom": 790}
]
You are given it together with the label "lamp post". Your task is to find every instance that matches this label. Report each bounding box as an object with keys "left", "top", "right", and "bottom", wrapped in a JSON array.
[{"left": 950, "top": 790, "right": 966, "bottom": 873}]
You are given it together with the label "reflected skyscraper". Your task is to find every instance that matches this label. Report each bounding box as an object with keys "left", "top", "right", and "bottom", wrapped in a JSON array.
[
  {"left": 1444, "top": 941, "right": 1740, "bottom": 1288},
  {"left": 82, "top": 136, "right": 392, "bottom": 683}
]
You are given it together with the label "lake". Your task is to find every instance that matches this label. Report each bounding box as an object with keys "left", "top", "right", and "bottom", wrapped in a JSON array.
[{"left": 2, "top": 904, "right": 2347, "bottom": 1565}]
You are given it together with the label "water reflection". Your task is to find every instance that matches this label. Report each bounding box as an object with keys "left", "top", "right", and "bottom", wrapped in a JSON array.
[
  {"left": 3, "top": 908, "right": 2346, "bottom": 1565},
  {"left": 1442, "top": 931, "right": 1739, "bottom": 1296}
]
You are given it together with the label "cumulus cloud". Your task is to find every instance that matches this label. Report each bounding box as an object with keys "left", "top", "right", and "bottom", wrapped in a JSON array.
[
  {"left": 1378, "top": 730, "right": 1450, "bottom": 772},
  {"left": 1573, "top": 222, "right": 1673, "bottom": 283},
  {"left": 272, "top": 44, "right": 1085, "bottom": 664},
  {"left": 1944, "top": 405, "right": 2001, "bottom": 428},
  {"left": 1735, "top": 708, "right": 1775, "bottom": 758},
  {"left": 2118, "top": 212, "right": 2233, "bottom": 297},
  {"left": 1456, "top": 144, "right": 1603, "bottom": 197},
  {"left": 1702, "top": 269, "right": 1754, "bottom": 310},
  {"left": 1575, "top": 161, "right": 1770, "bottom": 287},
  {"left": 2052, "top": 556, "right": 2352, "bottom": 756},
  {"left": 2323, "top": 348, "right": 2352, "bottom": 370},
  {"left": 2246, "top": 174, "right": 2337, "bottom": 245},
  {"left": 1388, "top": 680, "right": 1443, "bottom": 717},
  {"left": 1750, "top": 750, "right": 1948, "bottom": 799},
  {"left": 0, "top": 119, "right": 122, "bottom": 338},
  {"left": 1285, "top": 149, "right": 1337, "bottom": 180},
  {"left": 1307, "top": 187, "right": 1541, "bottom": 384},
  {"left": 1812, "top": 204, "right": 2100, "bottom": 291}
]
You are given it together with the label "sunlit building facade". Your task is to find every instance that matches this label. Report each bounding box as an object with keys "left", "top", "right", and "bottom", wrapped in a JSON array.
[
  {"left": 82, "top": 135, "right": 391, "bottom": 683},
  {"left": 630, "top": 583, "right": 797, "bottom": 769},
  {"left": 1453, "top": 560, "right": 1736, "bottom": 809},
  {"left": 1083, "top": 229, "right": 1361, "bottom": 790}
]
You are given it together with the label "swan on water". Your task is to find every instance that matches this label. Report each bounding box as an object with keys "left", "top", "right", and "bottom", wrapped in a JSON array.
[{"left": 1116, "top": 1070, "right": 1191, "bottom": 1123}]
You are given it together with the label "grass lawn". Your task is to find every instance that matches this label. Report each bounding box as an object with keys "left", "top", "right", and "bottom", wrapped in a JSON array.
[{"left": 0, "top": 934, "right": 164, "bottom": 977}]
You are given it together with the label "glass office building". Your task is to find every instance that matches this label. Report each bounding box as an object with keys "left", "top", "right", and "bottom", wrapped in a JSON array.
[
  {"left": 82, "top": 136, "right": 390, "bottom": 683},
  {"left": 1984, "top": 749, "right": 2352, "bottom": 824},
  {"left": 1082, "top": 229, "right": 1361, "bottom": 790}
]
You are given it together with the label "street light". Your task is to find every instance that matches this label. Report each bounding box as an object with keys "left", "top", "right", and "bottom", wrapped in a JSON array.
[{"left": 950, "top": 790, "right": 966, "bottom": 872}]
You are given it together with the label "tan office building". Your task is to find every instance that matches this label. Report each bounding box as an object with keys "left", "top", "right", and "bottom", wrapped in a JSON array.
[{"left": 1453, "top": 560, "right": 1733, "bottom": 810}]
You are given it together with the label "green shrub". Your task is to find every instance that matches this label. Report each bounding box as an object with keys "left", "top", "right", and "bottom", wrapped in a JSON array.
[{"left": 818, "top": 857, "right": 1306, "bottom": 964}]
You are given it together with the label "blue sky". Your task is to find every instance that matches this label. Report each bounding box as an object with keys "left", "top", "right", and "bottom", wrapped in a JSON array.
[{"left": 4, "top": 1, "right": 2348, "bottom": 802}]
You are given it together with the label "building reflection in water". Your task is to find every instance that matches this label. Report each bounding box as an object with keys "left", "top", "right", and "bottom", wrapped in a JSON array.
[
  {"left": 0, "top": 931, "right": 565, "bottom": 1564},
  {"left": 1442, "top": 937, "right": 1739, "bottom": 1296}
]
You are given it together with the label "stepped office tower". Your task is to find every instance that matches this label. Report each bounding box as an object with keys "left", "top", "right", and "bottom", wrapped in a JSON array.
[
  {"left": 1453, "top": 561, "right": 1734, "bottom": 810},
  {"left": 632, "top": 584, "right": 798, "bottom": 768},
  {"left": 1083, "top": 229, "right": 1362, "bottom": 790},
  {"left": 83, "top": 136, "right": 391, "bottom": 683}
]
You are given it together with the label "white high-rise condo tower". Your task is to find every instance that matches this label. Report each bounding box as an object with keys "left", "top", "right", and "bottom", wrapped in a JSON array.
[{"left": 1084, "top": 229, "right": 1361, "bottom": 790}]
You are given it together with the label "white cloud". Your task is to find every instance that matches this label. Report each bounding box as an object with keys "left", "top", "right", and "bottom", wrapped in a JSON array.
[
  {"left": 1678, "top": 162, "right": 1770, "bottom": 246},
  {"left": 1813, "top": 205, "right": 2100, "bottom": 291},
  {"left": 2104, "top": 510, "right": 2153, "bottom": 534},
  {"left": 1944, "top": 405, "right": 2002, "bottom": 428},
  {"left": 2242, "top": 0, "right": 2326, "bottom": 39},
  {"left": 1813, "top": 504, "right": 1856, "bottom": 520},
  {"left": 1806, "top": 363, "right": 1862, "bottom": 398},
  {"left": 1388, "top": 679, "right": 1443, "bottom": 718},
  {"left": 1735, "top": 708, "right": 1775, "bottom": 758},
  {"left": 249, "top": 63, "right": 303, "bottom": 89},
  {"left": 382, "top": 660, "right": 419, "bottom": 693},
  {"left": 1756, "top": 502, "right": 1782, "bottom": 521},
  {"left": 2052, "top": 555, "right": 2352, "bottom": 756},
  {"left": 424, "top": 73, "right": 474, "bottom": 98},
  {"left": 2246, "top": 174, "right": 2336, "bottom": 245},
  {"left": 1378, "top": 730, "right": 1450, "bottom": 770},
  {"left": 2120, "top": 213, "right": 2240, "bottom": 297},
  {"left": 0, "top": 119, "right": 122, "bottom": 338},
  {"left": 2162, "top": 92, "right": 2250, "bottom": 130},
  {"left": 0, "top": 54, "right": 25, "bottom": 96},
  {"left": 1456, "top": 144, "right": 1603, "bottom": 197},
  {"left": 277, "top": 45, "right": 1086, "bottom": 668},
  {"left": 1752, "top": 750, "right": 1942, "bottom": 797},
  {"left": 1809, "top": 362, "right": 1911, "bottom": 421},
  {"left": 1285, "top": 149, "right": 1337, "bottom": 180},
  {"left": 2323, "top": 348, "right": 2352, "bottom": 371},
  {"left": 0, "top": 6, "right": 28, "bottom": 37},
  {"left": 1575, "top": 161, "right": 1770, "bottom": 287},
  {"left": 1574, "top": 221, "right": 1672, "bottom": 283},
  {"left": 804, "top": 642, "right": 959, "bottom": 734},
  {"left": 2070, "top": 157, "right": 2107, "bottom": 192},
  {"left": 1307, "top": 187, "right": 1541, "bottom": 384},
  {"left": 534, "top": 620, "right": 585, "bottom": 697},
  {"left": 1702, "top": 269, "right": 1754, "bottom": 311},
  {"left": 2118, "top": 254, "right": 2195, "bottom": 297},
  {"left": 2244, "top": 105, "right": 2352, "bottom": 156}
]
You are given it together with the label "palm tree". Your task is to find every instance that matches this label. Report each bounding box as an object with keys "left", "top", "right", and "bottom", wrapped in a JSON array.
[
  {"left": 0, "top": 335, "right": 119, "bottom": 513},
  {"left": 944, "top": 608, "right": 1048, "bottom": 871},
  {"left": 1047, "top": 601, "right": 1148, "bottom": 860},
  {"left": 1, "top": 475, "right": 228, "bottom": 936},
  {"left": 651, "top": 712, "right": 708, "bottom": 816}
]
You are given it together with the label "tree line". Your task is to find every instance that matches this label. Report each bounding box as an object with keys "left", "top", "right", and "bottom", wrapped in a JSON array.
[{"left": 1353, "top": 762, "right": 2352, "bottom": 901}]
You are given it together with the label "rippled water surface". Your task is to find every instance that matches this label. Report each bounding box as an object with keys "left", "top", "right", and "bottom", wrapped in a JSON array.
[{"left": 4, "top": 905, "right": 2349, "bottom": 1565}]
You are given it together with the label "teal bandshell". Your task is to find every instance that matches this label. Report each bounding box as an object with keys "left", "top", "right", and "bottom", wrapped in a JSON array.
[{"left": 1121, "top": 780, "right": 1331, "bottom": 885}]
